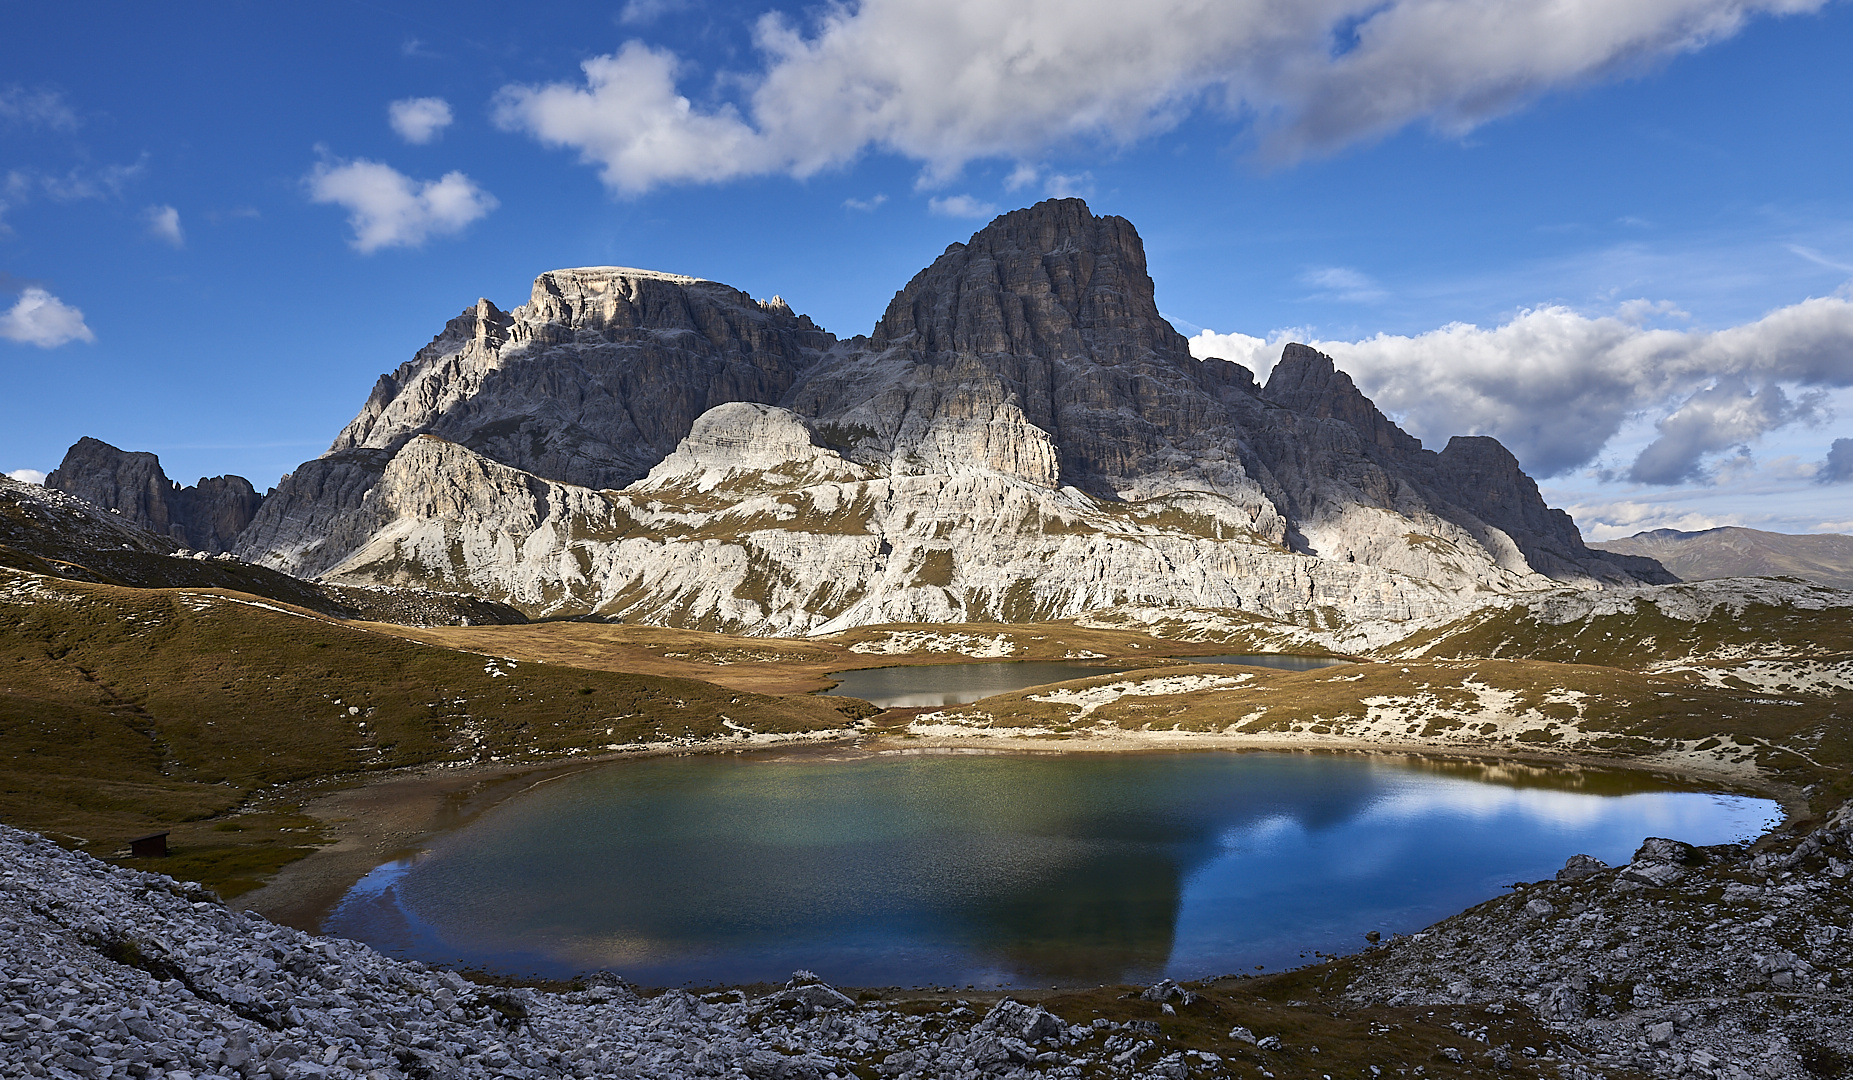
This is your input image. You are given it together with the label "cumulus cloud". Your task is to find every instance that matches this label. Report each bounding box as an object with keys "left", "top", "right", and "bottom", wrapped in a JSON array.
[
  {"left": 0, "top": 287, "right": 95, "bottom": 347},
  {"left": 388, "top": 97, "right": 454, "bottom": 144},
  {"left": 928, "top": 194, "right": 998, "bottom": 219},
  {"left": 1189, "top": 293, "right": 1853, "bottom": 482},
  {"left": 1628, "top": 379, "right": 1824, "bottom": 485},
  {"left": 4, "top": 469, "right": 46, "bottom": 485},
  {"left": 1821, "top": 438, "right": 1853, "bottom": 484},
  {"left": 0, "top": 86, "right": 78, "bottom": 130},
  {"left": 306, "top": 157, "right": 497, "bottom": 253},
  {"left": 144, "top": 204, "right": 183, "bottom": 247},
  {"left": 492, "top": 0, "right": 1824, "bottom": 193}
]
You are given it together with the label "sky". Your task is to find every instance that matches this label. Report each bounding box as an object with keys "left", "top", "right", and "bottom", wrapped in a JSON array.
[{"left": 3, "top": 0, "right": 1851, "bottom": 540}]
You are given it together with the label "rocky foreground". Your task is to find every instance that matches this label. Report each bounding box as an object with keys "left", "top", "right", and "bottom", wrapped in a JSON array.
[
  {"left": 4, "top": 802, "right": 1851, "bottom": 1080},
  {"left": 1341, "top": 802, "right": 1853, "bottom": 1080}
]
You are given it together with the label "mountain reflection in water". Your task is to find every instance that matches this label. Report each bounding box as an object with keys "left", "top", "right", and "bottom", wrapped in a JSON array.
[{"left": 325, "top": 752, "right": 1777, "bottom": 987}]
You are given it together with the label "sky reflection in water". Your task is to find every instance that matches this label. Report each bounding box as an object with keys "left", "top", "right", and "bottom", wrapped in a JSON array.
[{"left": 324, "top": 752, "right": 1778, "bottom": 988}]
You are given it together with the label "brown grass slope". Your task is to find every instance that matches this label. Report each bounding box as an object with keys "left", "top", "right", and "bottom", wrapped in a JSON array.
[
  {"left": 0, "top": 568, "right": 870, "bottom": 894},
  {"left": 1382, "top": 591, "right": 1852, "bottom": 675}
]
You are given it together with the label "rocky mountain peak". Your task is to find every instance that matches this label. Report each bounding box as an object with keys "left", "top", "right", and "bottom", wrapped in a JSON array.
[
  {"left": 870, "top": 198, "right": 1182, "bottom": 365},
  {"left": 44, "top": 437, "right": 263, "bottom": 553},
  {"left": 324, "top": 265, "right": 838, "bottom": 493},
  {"left": 1263, "top": 343, "right": 1422, "bottom": 454}
]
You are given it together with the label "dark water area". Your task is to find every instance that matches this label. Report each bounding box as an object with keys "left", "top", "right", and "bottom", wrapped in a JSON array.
[
  {"left": 1184, "top": 654, "right": 1353, "bottom": 671},
  {"left": 324, "top": 752, "right": 1778, "bottom": 989},
  {"left": 820, "top": 661, "right": 1142, "bottom": 708}
]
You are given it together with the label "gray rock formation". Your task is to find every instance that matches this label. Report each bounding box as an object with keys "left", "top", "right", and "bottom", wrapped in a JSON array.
[
  {"left": 327, "top": 270, "right": 836, "bottom": 491},
  {"left": 236, "top": 199, "right": 1670, "bottom": 632},
  {"left": 1592, "top": 526, "right": 1853, "bottom": 589},
  {"left": 0, "top": 474, "right": 522, "bottom": 626},
  {"left": 46, "top": 436, "right": 264, "bottom": 553}
]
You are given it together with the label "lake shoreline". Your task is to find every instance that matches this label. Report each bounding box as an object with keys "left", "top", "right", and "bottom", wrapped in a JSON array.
[{"left": 233, "top": 723, "right": 1803, "bottom": 951}]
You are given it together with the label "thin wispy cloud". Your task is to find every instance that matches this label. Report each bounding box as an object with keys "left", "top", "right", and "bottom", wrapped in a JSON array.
[
  {"left": 0, "top": 85, "right": 78, "bottom": 131},
  {"left": 493, "top": 0, "right": 1827, "bottom": 193},
  {"left": 306, "top": 155, "right": 497, "bottom": 253},
  {"left": 927, "top": 194, "right": 997, "bottom": 219},
  {"left": 843, "top": 194, "right": 887, "bottom": 211},
  {"left": 1788, "top": 244, "right": 1853, "bottom": 274},
  {"left": 1300, "top": 266, "right": 1387, "bottom": 304}
]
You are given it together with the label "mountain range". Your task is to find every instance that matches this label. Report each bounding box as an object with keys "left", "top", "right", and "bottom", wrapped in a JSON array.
[
  {"left": 1592, "top": 526, "right": 1853, "bottom": 590},
  {"left": 42, "top": 199, "right": 1676, "bottom": 635}
]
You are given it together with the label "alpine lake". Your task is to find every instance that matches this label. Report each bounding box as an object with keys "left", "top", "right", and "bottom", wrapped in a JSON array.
[{"left": 324, "top": 656, "right": 1780, "bottom": 989}]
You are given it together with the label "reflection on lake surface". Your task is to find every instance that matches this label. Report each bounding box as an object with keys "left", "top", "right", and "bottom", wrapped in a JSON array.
[{"left": 325, "top": 752, "right": 1778, "bottom": 988}]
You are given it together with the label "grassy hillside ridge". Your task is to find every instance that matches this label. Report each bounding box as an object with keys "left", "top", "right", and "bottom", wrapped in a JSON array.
[
  {"left": 372, "top": 618, "right": 1332, "bottom": 696},
  {"left": 1383, "top": 581, "right": 1853, "bottom": 703},
  {"left": 901, "top": 657, "right": 1851, "bottom": 807},
  {"left": 0, "top": 567, "right": 871, "bottom": 894}
]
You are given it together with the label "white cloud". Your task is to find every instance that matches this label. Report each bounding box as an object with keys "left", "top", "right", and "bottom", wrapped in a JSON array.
[
  {"left": 1190, "top": 292, "right": 1853, "bottom": 482},
  {"left": 0, "top": 287, "right": 95, "bottom": 348},
  {"left": 928, "top": 194, "right": 998, "bottom": 219},
  {"left": 144, "top": 204, "right": 183, "bottom": 247},
  {"left": 4, "top": 469, "right": 47, "bottom": 485},
  {"left": 843, "top": 194, "right": 887, "bottom": 211},
  {"left": 306, "top": 157, "right": 497, "bottom": 253},
  {"left": 492, "top": 0, "right": 1825, "bottom": 193},
  {"left": 388, "top": 97, "right": 454, "bottom": 144},
  {"left": 0, "top": 86, "right": 78, "bottom": 131}
]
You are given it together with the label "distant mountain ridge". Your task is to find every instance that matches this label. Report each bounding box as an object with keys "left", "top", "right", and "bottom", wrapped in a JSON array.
[
  {"left": 1591, "top": 526, "right": 1853, "bottom": 590},
  {"left": 44, "top": 199, "right": 1673, "bottom": 635}
]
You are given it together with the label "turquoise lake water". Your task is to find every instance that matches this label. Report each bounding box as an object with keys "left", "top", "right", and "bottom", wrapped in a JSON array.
[{"left": 324, "top": 750, "right": 1778, "bottom": 988}]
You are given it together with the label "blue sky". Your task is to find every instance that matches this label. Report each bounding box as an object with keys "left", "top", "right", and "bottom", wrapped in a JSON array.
[{"left": 3, "top": 0, "right": 1851, "bottom": 538}]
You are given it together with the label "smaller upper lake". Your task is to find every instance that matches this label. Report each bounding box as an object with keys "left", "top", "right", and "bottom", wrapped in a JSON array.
[{"left": 820, "top": 655, "right": 1351, "bottom": 709}]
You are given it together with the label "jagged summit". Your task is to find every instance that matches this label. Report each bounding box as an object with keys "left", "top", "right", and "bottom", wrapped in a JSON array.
[{"left": 45, "top": 437, "right": 262, "bottom": 553}]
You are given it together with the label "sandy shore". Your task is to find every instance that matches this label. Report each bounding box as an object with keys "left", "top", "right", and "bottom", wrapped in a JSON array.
[{"left": 232, "top": 721, "right": 1801, "bottom": 938}]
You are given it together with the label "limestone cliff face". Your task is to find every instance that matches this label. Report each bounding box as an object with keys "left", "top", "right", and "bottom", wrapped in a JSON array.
[
  {"left": 45, "top": 437, "right": 263, "bottom": 553},
  {"left": 236, "top": 199, "right": 1671, "bottom": 633},
  {"left": 326, "top": 269, "right": 837, "bottom": 492}
]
